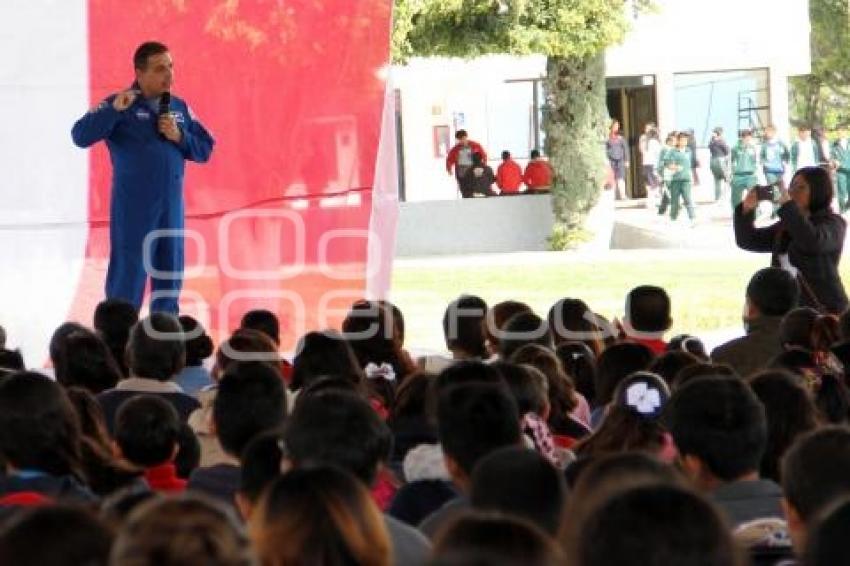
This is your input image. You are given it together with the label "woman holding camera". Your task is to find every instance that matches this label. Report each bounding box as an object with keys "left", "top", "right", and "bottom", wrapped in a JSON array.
[{"left": 734, "top": 166, "right": 848, "bottom": 314}]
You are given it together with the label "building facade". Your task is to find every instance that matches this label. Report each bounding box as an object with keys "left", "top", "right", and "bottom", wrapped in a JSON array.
[{"left": 392, "top": 0, "right": 812, "bottom": 201}]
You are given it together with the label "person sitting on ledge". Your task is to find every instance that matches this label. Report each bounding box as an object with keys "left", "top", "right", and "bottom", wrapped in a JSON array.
[
  {"left": 496, "top": 150, "right": 523, "bottom": 195},
  {"left": 460, "top": 153, "right": 496, "bottom": 198},
  {"left": 523, "top": 149, "right": 554, "bottom": 194}
]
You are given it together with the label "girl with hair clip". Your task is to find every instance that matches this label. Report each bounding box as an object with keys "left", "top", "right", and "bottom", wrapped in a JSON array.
[
  {"left": 736, "top": 166, "right": 849, "bottom": 314},
  {"left": 772, "top": 310, "right": 849, "bottom": 424},
  {"left": 573, "top": 372, "right": 676, "bottom": 462}
]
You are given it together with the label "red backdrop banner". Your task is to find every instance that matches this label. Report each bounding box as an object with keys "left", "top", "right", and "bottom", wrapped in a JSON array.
[{"left": 70, "top": 0, "right": 394, "bottom": 349}]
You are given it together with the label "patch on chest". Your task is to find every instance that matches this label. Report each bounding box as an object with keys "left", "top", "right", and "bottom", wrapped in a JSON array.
[{"left": 135, "top": 109, "right": 152, "bottom": 120}]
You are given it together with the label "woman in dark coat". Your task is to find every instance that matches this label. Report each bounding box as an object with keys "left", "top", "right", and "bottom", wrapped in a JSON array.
[{"left": 735, "top": 166, "right": 848, "bottom": 314}]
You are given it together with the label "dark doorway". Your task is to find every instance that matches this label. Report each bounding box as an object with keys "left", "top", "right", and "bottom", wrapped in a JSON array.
[{"left": 606, "top": 77, "right": 658, "bottom": 198}]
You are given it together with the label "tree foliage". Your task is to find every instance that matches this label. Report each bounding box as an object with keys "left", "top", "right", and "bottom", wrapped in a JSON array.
[
  {"left": 791, "top": 0, "right": 850, "bottom": 129},
  {"left": 393, "top": 0, "right": 636, "bottom": 62}
]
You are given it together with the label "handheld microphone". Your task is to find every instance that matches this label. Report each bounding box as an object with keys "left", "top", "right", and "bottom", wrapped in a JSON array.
[{"left": 159, "top": 91, "right": 171, "bottom": 139}]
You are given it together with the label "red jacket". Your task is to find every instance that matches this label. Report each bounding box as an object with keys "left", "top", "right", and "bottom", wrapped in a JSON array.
[
  {"left": 496, "top": 160, "right": 523, "bottom": 193},
  {"left": 523, "top": 160, "right": 554, "bottom": 189},
  {"left": 446, "top": 141, "right": 487, "bottom": 174},
  {"left": 144, "top": 463, "right": 187, "bottom": 493}
]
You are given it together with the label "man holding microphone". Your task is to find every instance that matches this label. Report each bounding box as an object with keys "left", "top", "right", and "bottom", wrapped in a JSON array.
[{"left": 72, "top": 41, "right": 214, "bottom": 314}]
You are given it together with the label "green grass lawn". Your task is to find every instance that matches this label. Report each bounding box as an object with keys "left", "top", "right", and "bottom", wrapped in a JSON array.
[{"left": 390, "top": 252, "right": 813, "bottom": 352}]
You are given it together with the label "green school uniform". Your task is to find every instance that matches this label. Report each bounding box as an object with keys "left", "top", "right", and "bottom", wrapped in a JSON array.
[
  {"left": 832, "top": 140, "right": 850, "bottom": 213},
  {"left": 760, "top": 139, "right": 790, "bottom": 186},
  {"left": 731, "top": 141, "right": 758, "bottom": 209},
  {"left": 666, "top": 148, "right": 695, "bottom": 221},
  {"left": 656, "top": 145, "right": 675, "bottom": 215}
]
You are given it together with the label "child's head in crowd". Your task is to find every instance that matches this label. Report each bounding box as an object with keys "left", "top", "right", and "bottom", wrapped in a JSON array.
[
  {"left": 239, "top": 309, "right": 280, "bottom": 345},
  {"left": 624, "top": 285, "right": 672, "bottom": 337},
  {"left": 115, "top": 395, "right": 180, "bottom": 470},
  {"left": 250, "top": 467, "right": 391, "bottom": 566},
  {"left": 127, "top": 313, "right": 185, "bottom": 382},
  {"left": 178, "top": 315, "right": 214, "bottom": 368},
  {"left": 443, "top": 294, "right": 488, "bottom": 359}
]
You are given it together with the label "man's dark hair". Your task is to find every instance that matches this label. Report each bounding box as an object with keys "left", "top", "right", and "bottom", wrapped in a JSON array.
[
  {"left": 740, "top": 129, "right": 753, "bottom": 138},
  {"left": 438, "top": 382, "right": 521, "bottom": 476},
  {"left": 443, "top": 295, "right": 488, "bottom": 359},
  {"left": 455, "top": 129, "right": 468, "bottom": 140},
  {"left": 94, "top": 299, "right": 138, "bottom": 377},
  {"left": 530, "top": 149, "right": 541, "bottom": 159},
  {"left": 115, "top": 395, "right": 180, "bottom": 468},
  {"left": 284, "top": 390, "right": 391, "bottom": 486},
  {"left": 214, "top": 361, "right": 287, "bottom": 459},
  {"left": 576, "top": 485, "right": 738, "bottom": 566},
  {"left": 0, "top": 505, "right": 113, "bottom": 566},
  {"left": 747, "top": 268, "right": 800, "bottom": 317},
  {"left": 595, "top": 342, "right": 655, "bottom": 406},
  {"left": 626, "top": 286, "right": 672, "bottom": 333},
  {"left": 501, "top": 150, "right": 511, "bottom": 160},
  {"left": 665, "top": 376, "right": 766, "bottom": 482},
  {"left": 798, "top": 125, "right": 812, "bottom": 132},
  {"left": 782, "top": 426, "right": 850, "bottom": 522},
  {"left": 471, "top": 446, "right": 566, "bottom": 535},
  {"left": 133, "top": 41, "right": 169, "bottom": 70},
  {"left": 499, "top": 312, "right": 553, "bottom": 360},
  {"left": 127, "top": 313, "right": 185, "bottom": 381},
  {"left": 240, "top": 309, "right": 280, "bottom": 345}
]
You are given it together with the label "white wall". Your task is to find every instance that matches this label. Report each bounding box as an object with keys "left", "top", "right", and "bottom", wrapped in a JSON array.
[
  {"left": 0, "top": 0, "right": 90, "bottom": 366},
  {"left": 393, "top": 56, "right": 546, "bottom": 202}
]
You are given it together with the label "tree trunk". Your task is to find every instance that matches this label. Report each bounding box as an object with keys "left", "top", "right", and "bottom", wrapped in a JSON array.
[{"left": 543, "top": 52, "right": 609, "bottom": 250}]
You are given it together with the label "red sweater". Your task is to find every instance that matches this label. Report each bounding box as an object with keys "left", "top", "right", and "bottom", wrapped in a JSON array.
[
  {"left": 144, "top": 463, "right": 187, "bottom": 493},
  {"left": 446, "top": 141, "right": 487, "bottom": 173},
  {"left": 523, "top": 160, "right": 554, "bottom": 189},
  {"left": 496, "top": 160, "right": 523, "bottom": 192}
]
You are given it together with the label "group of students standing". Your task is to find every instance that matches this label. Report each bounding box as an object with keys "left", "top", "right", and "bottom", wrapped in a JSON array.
[
  {"left": 626, "top": 124, "right": 701, "bottom": 225},
  {"left": 445, "top": 130, "right": 554, "bottom": 198},
  {"left": 636, "top": 122, "right": 850, "bottom": 223},
  {"left": 711, "top": 125, "right": 850, "bottom": 213}
]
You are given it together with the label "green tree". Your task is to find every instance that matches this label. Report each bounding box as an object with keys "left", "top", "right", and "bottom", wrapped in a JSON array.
[
  {"left": 791, "top": 0, "right": 850, "bottom": 130},
  {"left": 393, "top": 0, "right": 644, "bottom": 247}
]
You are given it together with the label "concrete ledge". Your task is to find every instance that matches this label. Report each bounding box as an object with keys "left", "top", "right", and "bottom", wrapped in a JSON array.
[{"left": 395, "top": 195, "right": 555, "bottom": 257}]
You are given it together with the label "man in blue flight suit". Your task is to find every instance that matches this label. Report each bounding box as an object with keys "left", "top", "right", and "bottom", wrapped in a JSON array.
[{"left": 72, "top": 41, "right": 214, "bottom": 314}]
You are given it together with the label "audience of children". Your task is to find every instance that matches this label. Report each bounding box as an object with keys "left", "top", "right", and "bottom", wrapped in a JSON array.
[{"left": 3, "top": 275, "right": 850, "bottom": 565}]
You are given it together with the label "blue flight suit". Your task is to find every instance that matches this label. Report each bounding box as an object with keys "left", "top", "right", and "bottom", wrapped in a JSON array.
[{"left": 72, "top": 85, "right": 214, "bottom": 313}]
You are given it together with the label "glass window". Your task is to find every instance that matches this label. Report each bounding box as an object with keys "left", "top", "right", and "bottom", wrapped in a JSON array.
[{"left": 674, "top": 69, "right": 770, "bottom": 147}]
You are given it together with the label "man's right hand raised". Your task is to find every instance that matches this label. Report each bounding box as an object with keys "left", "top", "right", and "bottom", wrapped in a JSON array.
[{"left": 112, "top": 90, "right": 138, "bottom": 111}]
